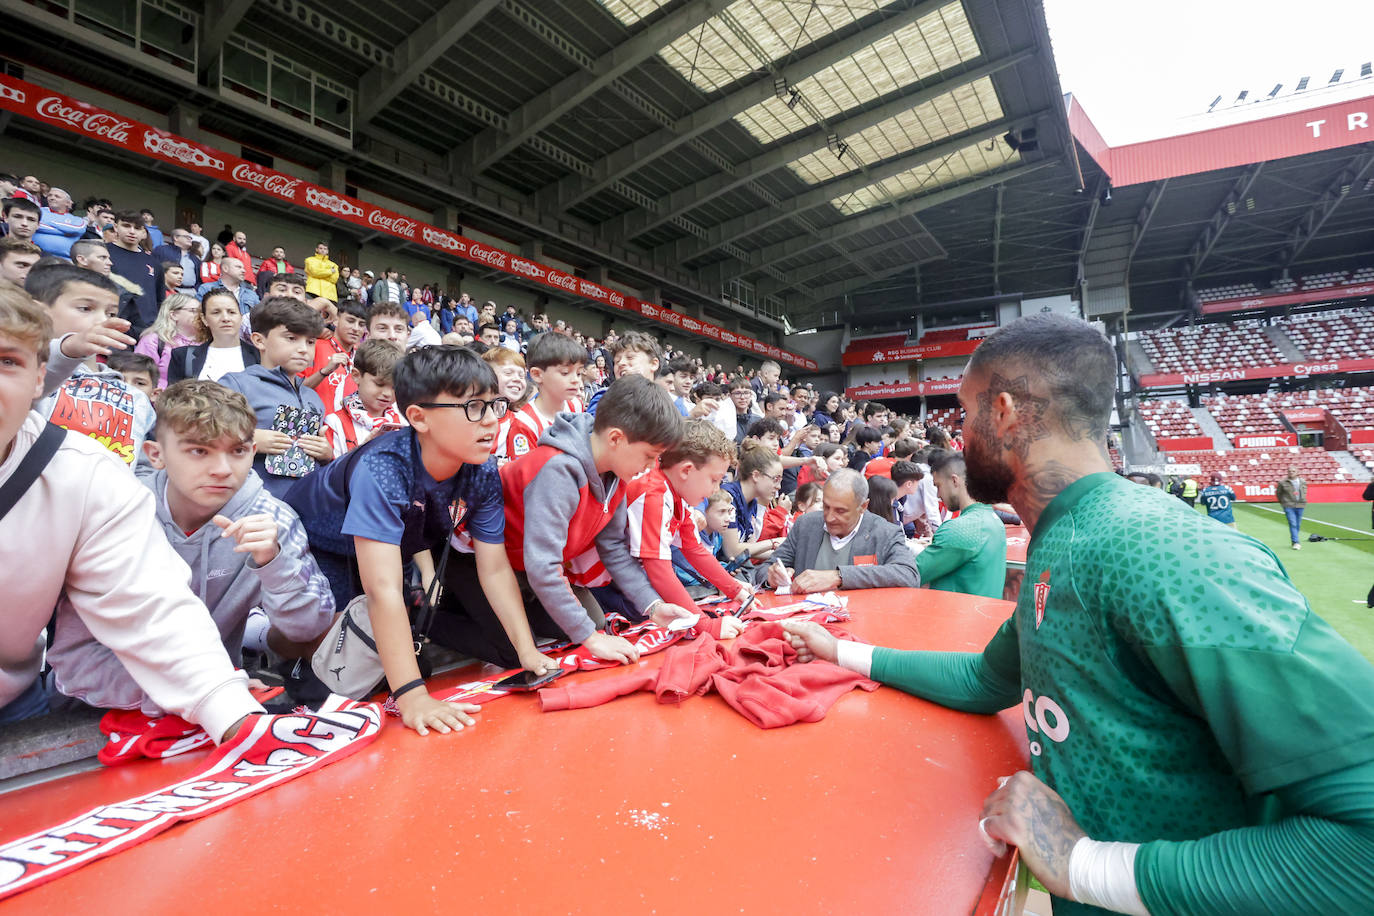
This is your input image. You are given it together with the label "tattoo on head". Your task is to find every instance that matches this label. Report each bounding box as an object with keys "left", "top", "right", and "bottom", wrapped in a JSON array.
[{"left": 979, "top": 373, "right": 1052, "bottom": 460}]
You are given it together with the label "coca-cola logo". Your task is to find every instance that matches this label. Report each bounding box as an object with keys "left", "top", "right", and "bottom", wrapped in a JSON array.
[
  {"left": 146, "top": 133, "right": 225, "bottom": 172},
  {"left": 422, "top": 226, "right": 466, "bottom": 253},
  {"left": 682, "top": 317, "right": 701, "bottom": 332},
  {"left": 37, "top": 97, "right": 131, "bottom": 142},
  {"left": 548, "top": 270, "right": 577, "bottom": 291},
  {"left": 509, "top": 257, "right": 545, "bottom": 280},
  {"left": 304, "top": 187, "right": 363, "bottom": 217},
  {"left": 230, "top": 163, "right": 298, "bottom": 197},
  {"left": 752, "top": 340, "right": 767, "bottom": 353},
  {"left": 469, "top": 243, "right": 507, "bottom": 268},
  {"left": 641, "top": 302, "right": 660, "bottom": 319},
  {"left": 659, "top": 310, "right": 681, "bottom": 327},
  {"left": 367, "top": 210, "right": 417, "bottom": 238},
  {"left": 720, "top": 331, "right": 737, "bottom": 345},
  {"left": 607, "top": 292, "right": 625, "bottom": 308},
  {"left": 578, "top": 280, "right": 603, "bottom": 299}
]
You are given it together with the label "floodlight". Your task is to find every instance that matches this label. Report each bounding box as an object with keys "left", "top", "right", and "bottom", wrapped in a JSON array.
[
  {"left": 1207, "top": 95, "right": 1223, "bottom": 112},
  {"left": 1267, "top": 83, "right": 1282, "bottom": 99}
]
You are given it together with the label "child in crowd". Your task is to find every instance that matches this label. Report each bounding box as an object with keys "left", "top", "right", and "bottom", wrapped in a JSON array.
[
  {"left": 302, "top": 297, "right": 368, "bottom": 411},
  {"left": 106, "top": 351, "right": 158, "bottom": 403},
  {"left": 482, "top": 346, "right": 528, "bottom": 463},
  {"left": 625, "top": 419, "right": 752, "bottom": 609},
  {"left": 218, "top": 297, "right": 332, "bottom": 498},
  {"left": 367, "top": 301, "right": 410, "bottom": 347},
  {"left": 135, "top": 292, "right": 203, "bottom": 387},
  {"left": 501, "top": 376, "right": 694, "bottom": 664},
  {"left": 288, "top": 347, "right": 553, "bottom": 735},
  {"left": 758, "top": 480, "right": 820, "bottom": 542},
  {"left": 586, "top": 330, "right": 660, "bottom": 415},
  {"left": 891, "top": 460, "right": 924, "bottom": 538},
  {"left": 719, "top": 439, "right": 785, "bottom": 563},
  {"left": 68, "top": 380, "right": 334, "bottom": 701},
  {"left": 27, "top": 264, "right": 155, "bottom": 466},
  {"left": 504, "top": 330, "right": 585, "bottom": 460},
  {"left": 701, "top": 489, "right": 737, "bottom": 564},
  {"left": 168, "top": 288, "right": 259, "bottom": 384},
  {"left": 0, "top": 284, "right": 261, "bottom": 739},
  {"left": 323, "top": 338, "right": 405, "bottom": 457}
]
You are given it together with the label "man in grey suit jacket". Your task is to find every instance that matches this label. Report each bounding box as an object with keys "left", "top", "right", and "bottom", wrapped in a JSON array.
[{"left": 754, "top": 469, "right": 920, "bottom": 592}]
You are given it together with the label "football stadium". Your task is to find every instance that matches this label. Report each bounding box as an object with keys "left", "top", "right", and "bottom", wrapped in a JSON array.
[{"left": 0, "top": 0, "right": 1369, "bottom": 912}]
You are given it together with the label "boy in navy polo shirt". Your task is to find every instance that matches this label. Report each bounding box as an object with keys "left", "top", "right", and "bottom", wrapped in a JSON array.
[{"left": 287, "top": 346, "right": 555, "bottom": 736}]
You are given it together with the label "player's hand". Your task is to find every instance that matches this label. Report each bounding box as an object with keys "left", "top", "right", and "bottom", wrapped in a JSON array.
[
  {"left": 396, "top": 689, "right": 480, "bottom": 736},
  {"left": 688, "top": 397, "right": 719, "bottom": 419},
  {"left": 297, "top": 434, "right": 334, "bottom": 462},
  {"left": 767, "top": 561, "right": 794, "bottom": 589},
  {"left": 979, "top": 771, "right": 1085, "bottom": 899},
  {"left": 583, "top": 631, "right": 639, "bottom": 665},
  {"left": 254, "top": 428, "right": 292, "bottom": 455},
  {"left": 648, "top": 601, "right": 695, "bottom": 629},
  {"left": 793, "top": 569, "right": 842, "bottom": 593},
  {"left": 61, "top": 317, "right": 135, "bottom": 359},
  {"left": 781, "top": 620, "right": 839, "bottom": 664},
  {"left": 213, "top": 513, "right": 280, "bottom": 566},
  {"left": 718, "top": 616, "right": 746, "bottom": 639},
  {"left": 517, "top": 648, "right": 559, "bottom": 677},
  {"left": 733, "top": 581, "right": 755, "bottom": 602}
]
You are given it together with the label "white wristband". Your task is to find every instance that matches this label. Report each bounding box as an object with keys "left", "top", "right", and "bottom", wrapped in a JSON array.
[
  {"left": 834, "top": 641, "right": 874, "bottom": 677},
  {"left": 1068, "top": 837, "right": 1151, "bottom": 916}
]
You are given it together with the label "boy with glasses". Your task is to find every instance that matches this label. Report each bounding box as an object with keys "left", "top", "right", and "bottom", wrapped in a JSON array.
[{"left": 286, "top": 347, "right": 556, "bottom": 735}]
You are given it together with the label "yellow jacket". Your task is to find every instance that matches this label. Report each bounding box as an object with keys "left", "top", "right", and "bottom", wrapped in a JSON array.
[{"left": 304, "top": 254, "right": 339, "bottom": 301}]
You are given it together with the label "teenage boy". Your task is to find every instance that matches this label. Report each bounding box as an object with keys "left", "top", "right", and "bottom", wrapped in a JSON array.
[
  {"left": 106, "top": 351, "right": 158, "bottom": 403},
  {"left": 0, "top": 236, "right": 40, "bottom": 285},
  {"left": 0, "top": 284, "right": 261, "bottom": 738},
  {"left": 501, "top": 376, "right": 695, "bottom": 663},
  {"left": 106, "top": 209, "right": 162, "bottom": 336},
  {"left": 848, "top": 426, "right": 883, "bottom": 472},
  {"left": 74, "top": 380, "right": 333, "bottom": 699},
  {"left": 303, "top": 297, "right": 369, "bottom": 411},
  {"left": 27, "top": 264, "right": 155, "bottom": 466},
  {"left": 287, "top": 347, "right": 555, "bottom": 735},
  {"left": 367, "top": 301, "right": 410, "bottom": 347},
  {"left": 586, "top": 330, "right": 660, "bottom": 415},
  {"left": 625, "top": 419, "right": 751, "bottom": 608},
  {"left": 218, "top": 297, "right": 333, "bottom": 498},
  {"left": 504, "top": 330, "right": 585, "bottom": 460},
  {"left": 323, "top": 338, "right": 404, "bottom": 457}
]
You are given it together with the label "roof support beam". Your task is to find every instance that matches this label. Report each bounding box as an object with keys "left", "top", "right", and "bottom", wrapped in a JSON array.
[
  {"left": 198, "top": 0, "right": 255, "bottom": 73},
  {"left": 762, "top": 235, "right": 924, "bottom": 298},
  {"left": 807, "top": 259, "right": 922, "bottom": 304},
  {"left": 991, "top": 183, "right": 1004, "bottom": 294},
  {"left": 1185, "top": 162, "right": 1264, "bottom": 277},
  {"left": 697, "top": 160, "right": 1057, "bottom": 290},
  {"left": 1125, "top": 178, "right": 1168, "bottom": 271},
  {"left": 539, "top": 0, "right": 949, "bottom": 213},
  {"left": 355, "top": 0, "right": 502, "bottom": 127},
  {"left": 604, "top": 47, "right": 1036, "bottom": 243},
  {"left": 659, "top": 115, "right": 1037, "bottom": 264},
  {"left": 456, "top": 0, "right": 731, "bottom": 173},
  {"left": 1280, "top": 148, "right": 1374, "bottom": 266}
]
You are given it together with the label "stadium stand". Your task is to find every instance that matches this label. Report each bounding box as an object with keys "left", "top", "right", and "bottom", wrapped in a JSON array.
[
  {"left": 925, "top": 405, "right": 962, "bottom": 432},
  {"left": 1137, "top": 320, "right": 1285, "bottom": 374},
  {"left": 1206, "top": 388, "right": 1374, "bottom": 440},
  {"left": 1168, "top": 447, "right": 1354, "bottom": 487},
  {"left": 1138, "top": 399, "right": 1206, "bottom": 441},
  {"left": 1279, "top": 310, "right": 1374, "bottom": 361}
]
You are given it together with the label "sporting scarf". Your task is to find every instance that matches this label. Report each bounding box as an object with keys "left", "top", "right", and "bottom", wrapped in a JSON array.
[{"left": 0, "top": 696, "right": 381, "bottom": 901}]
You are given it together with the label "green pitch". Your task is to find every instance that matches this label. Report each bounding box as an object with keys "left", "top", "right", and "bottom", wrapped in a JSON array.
[{"left": 1228, "top": 502, "right": 1374, "bottom": 663}]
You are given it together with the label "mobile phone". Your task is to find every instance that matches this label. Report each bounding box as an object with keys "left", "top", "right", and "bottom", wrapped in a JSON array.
[
  {"left": 737, "top": 590, "right": 757, "bottom": 617},
  {"left": 493, "top": 667, "right": 565, "bottom": 691}
]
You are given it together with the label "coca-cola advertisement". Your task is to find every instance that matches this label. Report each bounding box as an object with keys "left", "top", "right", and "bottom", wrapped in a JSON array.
[
  {"left": 231, "top": 163, "right": 300, "bottom": 199},
  {"left": 367, "top": 210, "right": 418, "bottom": 239}
]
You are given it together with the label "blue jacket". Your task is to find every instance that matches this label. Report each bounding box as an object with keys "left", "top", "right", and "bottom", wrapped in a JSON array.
[
  {"left": 34, "top": 209, "right": 86, "bottom": 257},
  {"left": 197, "top": 280, "right": 260, "bottom": 314}
]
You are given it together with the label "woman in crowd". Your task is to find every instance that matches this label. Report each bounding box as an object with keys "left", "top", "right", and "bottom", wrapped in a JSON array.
[
  {"left": 199, "top": 240, "right": 225, "bottom": 286},
  {"left": 812, "top": 391, "right": 840, "bottom": 428},
  {"left": 135, "top": 293, "right": 205, "bottom": 387}
]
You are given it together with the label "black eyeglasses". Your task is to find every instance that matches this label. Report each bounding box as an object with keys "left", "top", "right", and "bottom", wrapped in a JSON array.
[{"left": 415, "top": 397, "right": 510, "bottom": 422}]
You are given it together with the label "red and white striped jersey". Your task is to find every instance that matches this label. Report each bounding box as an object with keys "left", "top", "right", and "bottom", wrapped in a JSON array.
[
  {"left": 624, "top": 468, "right": 692, "bottom": 560},
  {"left": 504, "top": 397, "right": 583, "bottom": 461}
]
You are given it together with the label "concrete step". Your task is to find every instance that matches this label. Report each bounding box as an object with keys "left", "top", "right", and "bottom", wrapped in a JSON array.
[
  {"left": 1127, "top": 339, "right": 1155, "bottom": 375},
  {"left": 1332, "top": 449, "right": 1374, "bottom": 481},
  {"left": 1265, "top": 325, "right": 1307, "bottom": 363},
  {"left": 1192, "top": 406, "right": 1232, "bottom": 449}
]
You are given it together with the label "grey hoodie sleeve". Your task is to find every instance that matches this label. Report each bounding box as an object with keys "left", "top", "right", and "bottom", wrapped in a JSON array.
[
  {"left": 521, "top": 457, "right": 599, "bottom": 643},
  {"left": 43, "top": 335, "right": 85, "bottom": 397},
  {"left": 251, "top": 500, "right": 336, "bottom": 641},
  {"left": 594, "top": 497, "right": 661, "bottom": 613}
]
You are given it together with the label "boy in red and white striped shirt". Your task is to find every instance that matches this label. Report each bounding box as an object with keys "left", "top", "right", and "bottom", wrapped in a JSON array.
[
  {"left": 504, "top": 331, "right": 585, "bottom": 460},
  {"left": 322, "top": 338, "right": 405, "bottom": 457},
  {"left": 625, "top": 419, "right": 753, "bottom": 610}
]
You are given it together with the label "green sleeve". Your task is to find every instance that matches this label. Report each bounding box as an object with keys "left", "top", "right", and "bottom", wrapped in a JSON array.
[
  {"left": 1136, "top": 758, "right": 1374, "bottom": 915},
  {"left": 870, "top": 614, "right": 1021, "bottom": 714},
  {"left": 916, "top": 517, "right": 983, "bottom": 585}
]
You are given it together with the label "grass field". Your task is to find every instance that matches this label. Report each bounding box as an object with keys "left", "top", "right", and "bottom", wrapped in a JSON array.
[{"left": 1228, "top": 501, "right": 1374, "bottom": 662}]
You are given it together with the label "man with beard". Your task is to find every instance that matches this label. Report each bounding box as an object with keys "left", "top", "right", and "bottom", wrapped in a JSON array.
[{"left": 783, "top": 313, "right": 1374, "bottom": 915}]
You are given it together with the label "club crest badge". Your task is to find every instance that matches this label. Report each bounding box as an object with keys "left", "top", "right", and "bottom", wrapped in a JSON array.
[{"left": 1033, "top": 570, "right": 1051, "bottom": 629}]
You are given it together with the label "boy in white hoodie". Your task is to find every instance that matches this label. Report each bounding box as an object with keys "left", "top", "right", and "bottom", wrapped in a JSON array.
[{"left": 0, "top": 282, "right": 261, "bottom": 739}]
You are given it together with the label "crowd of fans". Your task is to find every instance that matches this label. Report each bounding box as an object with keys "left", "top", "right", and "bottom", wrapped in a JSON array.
[{"left": 0, "top": 171, "right": 975, "bottom": 740}]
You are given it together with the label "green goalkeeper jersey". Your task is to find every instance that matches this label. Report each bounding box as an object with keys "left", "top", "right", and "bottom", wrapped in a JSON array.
[{"left": 875, "top": 472, "right": 1374, "bottom": 915}]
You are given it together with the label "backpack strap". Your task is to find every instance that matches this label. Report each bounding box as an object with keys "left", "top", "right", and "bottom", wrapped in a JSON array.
[{"left": 0, "top": 422, "right": 65, "bottom": 523}]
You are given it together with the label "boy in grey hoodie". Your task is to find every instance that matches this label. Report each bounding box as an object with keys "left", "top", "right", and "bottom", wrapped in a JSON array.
[
  {"left": 55, "top": 381, "right": 335, "bottom": 711},
  {"left": 219, "top": 297, "right": 333, "bottom": 498},
  {"left": 26, "top": 263, "right": 154, "bottom": 467}
]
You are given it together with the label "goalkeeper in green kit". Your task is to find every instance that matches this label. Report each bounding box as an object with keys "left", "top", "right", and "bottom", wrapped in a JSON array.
[{"left": 785, "top": 314, "right": 1374, "bottom": 915}]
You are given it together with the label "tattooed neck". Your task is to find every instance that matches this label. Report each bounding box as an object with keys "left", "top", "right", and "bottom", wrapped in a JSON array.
[{"left": 1010, "top": 460, "right": 1086, "bottom": 531}]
